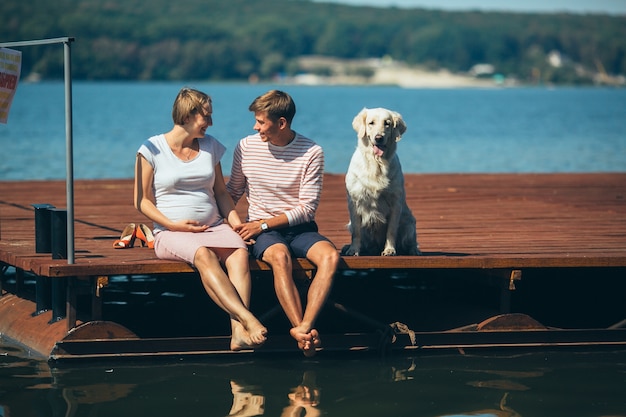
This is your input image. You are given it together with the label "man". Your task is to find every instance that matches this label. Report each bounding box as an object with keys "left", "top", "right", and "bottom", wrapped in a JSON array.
[{"left": 227, "top": 90, "right": 339, "bottom": 357}]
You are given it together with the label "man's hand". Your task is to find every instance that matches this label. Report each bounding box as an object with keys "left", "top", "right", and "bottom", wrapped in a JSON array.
[{"left": 233, "top": 221, "right": 262, "bottom": 242}]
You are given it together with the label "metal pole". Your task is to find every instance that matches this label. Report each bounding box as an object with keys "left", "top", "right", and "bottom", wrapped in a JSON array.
[
  {"left": 64, "top": 39, "right": 75, "bottom": 264},
  {"left": 0, "top": 37, "right": 73, "bottom": 48},
  {"left": 0, "top": 37, "right": 76, "bottom": 264}
]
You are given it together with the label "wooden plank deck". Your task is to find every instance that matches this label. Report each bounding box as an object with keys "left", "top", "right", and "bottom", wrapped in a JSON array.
[
  {"left": 1, "top": 173, "right": 626, "bottom": 276},
  {"left": 2, "top": 173, "right": 626, "bottom": 359}
]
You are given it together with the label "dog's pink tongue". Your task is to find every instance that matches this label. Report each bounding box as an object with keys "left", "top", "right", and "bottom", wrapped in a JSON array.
[{"left": 373, "top": 145, "right": 384, "bottom": 157}]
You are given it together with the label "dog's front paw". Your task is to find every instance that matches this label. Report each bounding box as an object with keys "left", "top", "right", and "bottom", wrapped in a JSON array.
[
  {"left": 381, "top": 247, "right": 397, "bottom": 256},
  {"left": 341, "top": 244, "right": 360, "bottom": 256}
]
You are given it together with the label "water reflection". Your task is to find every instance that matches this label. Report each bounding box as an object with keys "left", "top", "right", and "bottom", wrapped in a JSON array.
[
  {"left": 228, "top": 380, "right": 265, "bottom": 416},
  {"left": 1, "top": 340, "right": 625, "bottom": 417},
  {"left": 440, "top": 392, "right": 521, "bottom": 417},
  {"left": 48, "top": 361, "right": 332, "bottom": 417},
  {"left": 226, "top": 371, "right": 323, "bottom": 417},
  {"left": 280, "top": 371, "right": 320, "bottom": 417}
]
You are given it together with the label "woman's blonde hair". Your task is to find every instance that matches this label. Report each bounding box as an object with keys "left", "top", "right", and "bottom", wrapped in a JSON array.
[{"left": 172, "top": 87, "right": 212, "bottom": 125}]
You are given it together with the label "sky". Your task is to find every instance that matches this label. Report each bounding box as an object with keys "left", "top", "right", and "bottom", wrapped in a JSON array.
[{"left": 313, "top": 0, "right": 626, "bottom": 15}]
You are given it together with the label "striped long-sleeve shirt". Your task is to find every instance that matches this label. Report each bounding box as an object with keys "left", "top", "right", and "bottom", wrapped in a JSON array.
[{"left": 227, "top": 132, "right": 324, "bottom": 226}]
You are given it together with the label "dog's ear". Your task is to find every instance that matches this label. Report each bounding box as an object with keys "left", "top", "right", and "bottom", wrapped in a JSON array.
[
  {"left": 352, "top": 108, "right": 368, "bottom": 138},
  {"left": 392, "top": 111, "right": 407, "bottom": 141}
]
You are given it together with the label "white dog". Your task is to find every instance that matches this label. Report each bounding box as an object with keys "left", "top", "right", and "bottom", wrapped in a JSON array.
[{"left": 341, "top": 107, "right": 420, "bottom": 256}]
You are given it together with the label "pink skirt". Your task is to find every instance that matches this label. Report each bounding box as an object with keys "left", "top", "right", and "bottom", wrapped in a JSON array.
[{"left": 154, "top": 223, "right": 247, "bottom": 264}]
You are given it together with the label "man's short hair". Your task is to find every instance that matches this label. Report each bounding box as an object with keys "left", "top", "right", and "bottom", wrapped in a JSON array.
[{"left": 249, "top": 90, "right": 296, "bottom": 124}]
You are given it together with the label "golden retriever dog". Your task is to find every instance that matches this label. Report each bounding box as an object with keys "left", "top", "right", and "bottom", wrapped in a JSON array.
[{"left": 341, "top": 107, "right": 420, "bottom": 256}]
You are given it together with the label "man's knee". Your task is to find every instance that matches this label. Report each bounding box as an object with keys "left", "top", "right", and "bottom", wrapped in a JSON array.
[
  {"left": 263, "top": 244, "right": 292, "bottom": 269},
  {"left": 308, "top": 241, "right": 339, "bottom": 269},
  {"left": 322, "top": 247, "right": 340, "bottom": 269}
]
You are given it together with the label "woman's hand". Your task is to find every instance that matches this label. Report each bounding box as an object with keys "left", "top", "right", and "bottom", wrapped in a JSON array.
[{"left": 169, "top": 219, "right": 209, "bottom": 233}]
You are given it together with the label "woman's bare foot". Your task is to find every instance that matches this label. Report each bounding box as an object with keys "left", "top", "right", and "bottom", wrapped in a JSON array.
[
  {"left": 247, "top": 321, "right": 268, "bottom": 346},
  {"left": 231, "top": 321, "right": 267, "bottom": 351}
]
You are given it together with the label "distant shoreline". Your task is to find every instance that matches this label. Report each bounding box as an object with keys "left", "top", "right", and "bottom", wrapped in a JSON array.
[
  {"left": 283, "top": 56, "right": 505, "bottom": 88},
  {"left": 287, "top": 67, "right": 500, "bottom": 88},
  {"left": 272, "top": 56, "right": 624, "bottom": 88}
]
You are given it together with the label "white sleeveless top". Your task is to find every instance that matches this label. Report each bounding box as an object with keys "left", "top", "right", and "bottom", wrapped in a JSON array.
[{"left": 138, "top": 134, "right": 226, "bottom": 234}]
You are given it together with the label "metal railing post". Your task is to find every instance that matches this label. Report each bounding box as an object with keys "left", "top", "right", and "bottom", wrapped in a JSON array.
[
  {"left": 64, "top": 39, "right": 75, "bottom": 264},
  {"left": 0, "top": 37, "right": 76, "bottom": 264}
]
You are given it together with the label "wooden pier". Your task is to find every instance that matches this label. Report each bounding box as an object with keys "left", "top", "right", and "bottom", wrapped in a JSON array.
[{"left": 1, "top": 173, "right": 626, "bottom": 360}]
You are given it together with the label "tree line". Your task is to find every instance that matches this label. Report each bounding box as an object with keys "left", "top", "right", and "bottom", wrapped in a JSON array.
[{"left": 2, "top": 0, "right": 625, "bottom": 84}]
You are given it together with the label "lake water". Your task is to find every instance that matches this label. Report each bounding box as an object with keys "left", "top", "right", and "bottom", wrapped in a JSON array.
[
  {"left": 1, "top": 83, "right": 626, "bottom": 416},
  {"left": 1, "top": 82, "right": 625, "bottom": 180},
  {"left": 1, "top": 340, "right": 625, "bottom": 417}
]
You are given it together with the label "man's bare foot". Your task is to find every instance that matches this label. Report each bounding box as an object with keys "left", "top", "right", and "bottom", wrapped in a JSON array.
[
  {"left": 290, "top": 327, "right": 321, "bottom": 357},
  {"left": 310, "top": 329, "right": 322, "bottom": 348},
  {"left": 304, "top": 329, "right": 322, "bottom": 357},
  {"left": 231, "top": 322, "right": 267, "bottom": 351}
]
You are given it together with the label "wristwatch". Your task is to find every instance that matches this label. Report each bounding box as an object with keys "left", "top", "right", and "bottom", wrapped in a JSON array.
[{"left": 260, "top": 220, "right": 269, "bottom": 232}]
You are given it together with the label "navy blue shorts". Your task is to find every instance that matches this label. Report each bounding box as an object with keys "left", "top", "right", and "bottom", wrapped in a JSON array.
[{"left": 250, "top": 221, "right": 332, "bottom": 260}]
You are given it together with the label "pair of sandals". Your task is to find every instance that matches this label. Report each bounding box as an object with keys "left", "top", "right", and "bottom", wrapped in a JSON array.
[{"left": 113, "top": 223, "right": 154, "bottom": 249}]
